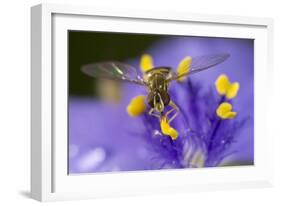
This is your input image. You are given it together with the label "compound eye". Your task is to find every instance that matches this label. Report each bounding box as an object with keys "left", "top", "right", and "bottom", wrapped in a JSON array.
[{"left": 147, "top": 92, "right": 155, "bottom": 108}]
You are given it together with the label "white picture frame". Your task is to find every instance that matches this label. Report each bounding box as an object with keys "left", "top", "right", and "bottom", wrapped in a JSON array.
[{"left": 31, "top": 3, "right": 274, "bottom": 202}]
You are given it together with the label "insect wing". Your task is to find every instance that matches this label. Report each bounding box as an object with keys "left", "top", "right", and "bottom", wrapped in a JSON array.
[
  {"left": 170, "top": 53, "right": 230, "bottom": 81},
  {"left": 81, "top": 61, "right": 145, "bottom": 85}
]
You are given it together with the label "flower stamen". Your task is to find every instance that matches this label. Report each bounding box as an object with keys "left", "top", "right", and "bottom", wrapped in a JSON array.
[
  {"left": 177, "top": 56, "right": 192, "bottom": 82},
  {"left": 140, "top": 54, "right": 154, "bottom": 72},
  {"left": 216, "top": 102, "right": 237, "bottom": 119},
  {"left": 215, "top": 74, "right": 239, "bottom": 99},
  {"left": 160, "top": 116, "right": 179, "bottom": 140},
  {"left": 127, "top": 95, "right": 147, "bottom": 117}
]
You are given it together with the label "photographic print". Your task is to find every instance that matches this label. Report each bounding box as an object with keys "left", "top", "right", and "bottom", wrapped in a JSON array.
[{"left": 68, "top": 31, "right": 254, "bottom": 174}]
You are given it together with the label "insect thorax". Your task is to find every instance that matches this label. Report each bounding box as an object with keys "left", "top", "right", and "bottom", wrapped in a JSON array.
[
  {"left": 143, "top": 67, "right": 171, "bottom": 85},
  {"left": 145, "top": 67, "right": 171, "bottom": 110}
]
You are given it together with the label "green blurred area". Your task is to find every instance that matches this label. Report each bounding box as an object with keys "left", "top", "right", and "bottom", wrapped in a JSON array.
[{"left": 68, "top": 31, "right": 163, "bottom": 96}]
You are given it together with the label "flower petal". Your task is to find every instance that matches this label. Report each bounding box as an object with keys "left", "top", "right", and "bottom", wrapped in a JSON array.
[
  {"left": 216, "top": 102, "right": 237, "bottom": 119},
  {"left": 215, "top": 74, "right": 230, "bottom": 95},
  {"left": 226, "top": 82, "right": 240, "bottom": 99},
  {"left": 140, "top": 54, "right": 154, "bottom": 72},
  {"left": 126, "top": 95, "right": 146, "bottom": 117},
  {"left": 177, "top": 56, "right": 192, "bottom": 82}
]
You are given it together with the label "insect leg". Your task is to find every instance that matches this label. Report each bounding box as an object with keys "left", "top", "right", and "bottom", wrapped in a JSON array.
[
  {"left": 167, "top": 101, "right": 179, "bottom": 123},
  {"left": 149, "top": 108, "right": 161, "bottom": 119},
  {"left": 165, "top": 107, "right": 176, "bottom": 116}
]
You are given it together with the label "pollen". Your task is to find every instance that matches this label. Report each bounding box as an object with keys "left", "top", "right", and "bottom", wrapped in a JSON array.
[
  {"left": 160, "top": 116, "right": 179, "bottom": 140},
  {"left": 215, "top": 74, "right": 240, "bottom": 99},
  {"left": 127, "top": 95, "right": 147, "bottom": 117},
  {"left": 140, "top": 54, "right": 154, "bottom": 72},
  {"left": 216, "top": 102, "right": 237, "bottom": 119},
  {"left": 177, "top": 56, "right": 192, "bottom": 82},
  {"left": 226, "top": 82, "right": 240, "bottom": 99}
]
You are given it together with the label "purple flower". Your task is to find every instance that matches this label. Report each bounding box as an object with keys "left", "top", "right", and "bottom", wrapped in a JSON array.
[{"left": 68, "top": 36, "right": 254, "bottom": 173}]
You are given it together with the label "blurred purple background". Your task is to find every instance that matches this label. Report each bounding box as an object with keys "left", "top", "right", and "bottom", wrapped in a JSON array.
[{"left": 68, "top": 36, "right": 254, "bottom": 174}]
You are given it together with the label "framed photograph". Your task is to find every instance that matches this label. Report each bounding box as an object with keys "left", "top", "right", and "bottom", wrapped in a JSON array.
[{"left": 31, "top": 3, "right": 274, "bottom": 201}]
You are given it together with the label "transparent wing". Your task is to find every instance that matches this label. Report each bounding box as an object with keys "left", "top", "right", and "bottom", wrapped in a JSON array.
[
  {"left": 81, "top": 61, "right": 145, "bottom": 85},
  {"left": 170, "top": 53, "right": 230, "bottom": 81}
]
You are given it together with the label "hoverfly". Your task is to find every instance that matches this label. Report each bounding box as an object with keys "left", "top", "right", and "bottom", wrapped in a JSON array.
[{"left": 81, "top": 53, "right": 230, "bottom": 123}]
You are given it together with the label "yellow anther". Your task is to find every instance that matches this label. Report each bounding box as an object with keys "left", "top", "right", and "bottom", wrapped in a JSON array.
[
  {"left": 216, "top": 102, "right": 237, "bottom": 119},
  {"left": 127, "top": 95, "right": 146, "bottom": 117},
  {"left": 215, "top": 74, "right": 229, "bottom": 95},
  {"left": 140, "top": 54, "right": 154, "bottom": 72},
  {"left": 226, "top": 82, "right": 240, "bottom": 99},
  {"left": 177, "top": 56, "right": 192, "bottom": 82},
  {"left": 215, "top": 74, "right": 240, "bottom": 99},
  {"left": 160, "top": 116, "right": 179, "bottom": 140}
]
